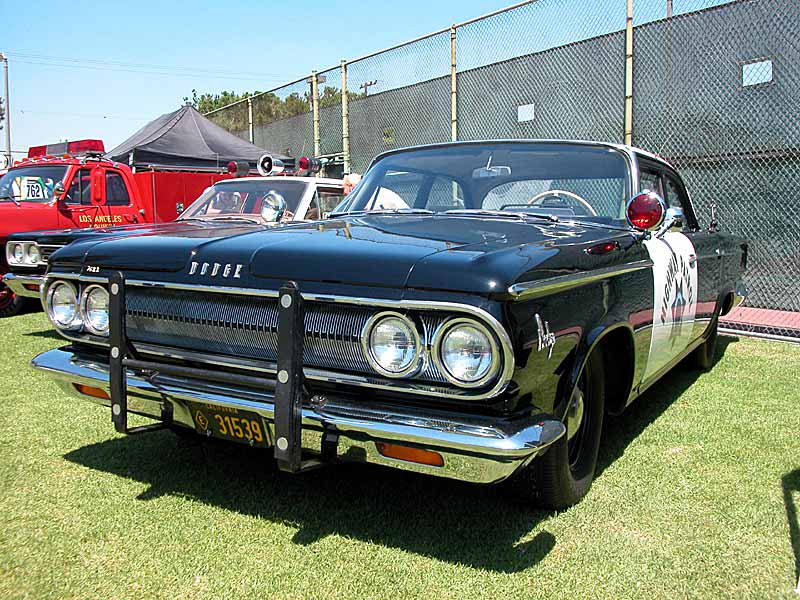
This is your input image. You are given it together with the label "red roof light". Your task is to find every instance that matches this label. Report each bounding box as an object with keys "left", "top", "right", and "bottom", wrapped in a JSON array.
[
  {"left": 67, "top": 139, "right": 105, "bottom": 154},
  {"left": 27, "top": 145, "right": 46, "bottom": 158}
]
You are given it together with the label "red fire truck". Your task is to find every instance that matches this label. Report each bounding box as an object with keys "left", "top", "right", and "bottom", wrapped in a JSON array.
[{"left": 0, "top": 139, "right": 253, "bottom": 316}]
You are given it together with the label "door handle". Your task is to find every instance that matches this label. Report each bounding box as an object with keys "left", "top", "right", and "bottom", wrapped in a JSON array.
[{"left": 688, "top": 253, "right": 697, "bottom": 267}]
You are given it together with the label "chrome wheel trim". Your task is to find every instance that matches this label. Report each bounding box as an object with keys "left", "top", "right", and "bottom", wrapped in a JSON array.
[{"left": 566, "top": 388, "right": 585, "bottom": 441}]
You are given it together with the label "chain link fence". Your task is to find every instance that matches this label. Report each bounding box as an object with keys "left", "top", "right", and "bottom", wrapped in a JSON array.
[
  {"left": 632, "top": 0, "right": 800, "bottom": 338},
  {"left": 205, "top": 0, "right": 800, "bottom": 340}
]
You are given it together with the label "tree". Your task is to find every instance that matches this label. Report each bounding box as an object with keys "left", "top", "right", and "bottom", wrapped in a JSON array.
[{"left": 183, "top": 85, "right": 366, "bottom": 135}]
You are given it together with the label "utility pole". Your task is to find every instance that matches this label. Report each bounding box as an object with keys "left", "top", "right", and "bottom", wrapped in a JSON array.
[
  {"left": 0, "top": 52, "right": 10, "bottom": 166},
  {"left": 360, "top": 80, "right": 377, "bottom": 96}
]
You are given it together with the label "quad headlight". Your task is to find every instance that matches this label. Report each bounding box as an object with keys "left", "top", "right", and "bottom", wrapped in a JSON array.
[
  {"left": 44, "top": 281, "right": 110, "bottom": 336},
  {"left": 45, "top": 281, "right": 81, "bottom": 330},
  {"left": 434, "top": 319, "right": 499, "bottom": 387},
  {"left": 6, "top": 241, "right": 44, "bottom": 266},
  {"left": 27, "top": 244, "right": 41, "bottom": 264},
  {"left": 362, "top": 312, "right": 421, "bottom": 378},
  {"left": 81, "top": 285, "right": 110, "bottom": 336}
]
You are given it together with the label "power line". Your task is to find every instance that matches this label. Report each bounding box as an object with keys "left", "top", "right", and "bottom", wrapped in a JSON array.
[
  {"left": 9, "top": 58, "right": 290, "bottom": 82},
  {"left": 15, "top": 108, "right": 148, "bottom": 121},
  {"left": 5, "top": 51, "right": 295, "bottom": 82}
]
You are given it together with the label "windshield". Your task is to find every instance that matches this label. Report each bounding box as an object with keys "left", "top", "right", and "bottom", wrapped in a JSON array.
[
  {"left": 179, "top": 179, "right": 309, "bottom": 222},
  {"left": 340, "top": 143, "right": 631, "bottom": 223},
  {"left": 0, "top": 165, "right": 68, "bottom": 203}
]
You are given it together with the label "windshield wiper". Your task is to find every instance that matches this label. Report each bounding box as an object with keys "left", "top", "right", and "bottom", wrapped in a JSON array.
[
  {"left": 331, "top": 208, "right": 435, "bottom": 218},
  {"left": 444, "top": 209, "right": 559, "bottom": 223},
  {"left": 203, "top": 215, "right": 263, "bottom": 224},
  {"left": 0, "top": 194, "right": 20, "bottom": 207}
]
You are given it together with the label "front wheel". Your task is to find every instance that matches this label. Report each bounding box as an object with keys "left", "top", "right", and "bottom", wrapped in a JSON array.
[
  {"left": 0, "top": 283, "right": 27, "bottom": 318},
  {"left": 504, "top": 350, "right": 605, "bottom": 509}
]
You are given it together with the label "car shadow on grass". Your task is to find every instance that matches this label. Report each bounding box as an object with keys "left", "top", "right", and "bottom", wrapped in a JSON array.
[
  {"left": 62, "top": 336, "right": 738, "bottom": 573},
  {"left": 65, "top": 432, "right": 555, "bottom": 572},
  {"left": 596, "top": 334, "right": 737, "bottom": 477},
  {"left": 24, "top": 327, "right": 63, "bottom": 341}
]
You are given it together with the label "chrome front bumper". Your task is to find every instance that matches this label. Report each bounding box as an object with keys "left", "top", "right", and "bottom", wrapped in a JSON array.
[
  {"left": 32, "top": 347, "right": 565, "bottom": 484},
  {"left": 3, "top": 272, "right": 44, "bottom": 298}
]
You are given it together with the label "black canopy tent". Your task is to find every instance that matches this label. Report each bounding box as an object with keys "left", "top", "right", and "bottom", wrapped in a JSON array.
[{"left": 105, "top": 105, "right": 291, "bottom": 170}]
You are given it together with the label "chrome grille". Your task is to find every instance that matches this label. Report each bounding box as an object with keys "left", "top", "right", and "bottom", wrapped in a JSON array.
[
  {"left": 125, "top": 287, "right": 449, "bottom": 383},
  {"left": 39, "top": 244, "right": 64, "bottom": 262}
]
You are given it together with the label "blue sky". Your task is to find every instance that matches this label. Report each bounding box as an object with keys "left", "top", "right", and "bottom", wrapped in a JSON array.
[
  {"left": 1, "top": 0, "right": 725, "bottom": 157},
  {"left": 1, "top": 0, "right": 506, "bottom": 156}
]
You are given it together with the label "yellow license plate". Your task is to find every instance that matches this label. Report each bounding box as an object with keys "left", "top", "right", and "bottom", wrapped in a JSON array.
[{"left": 187, "top": 402, "right": 269, "bottom": 447}]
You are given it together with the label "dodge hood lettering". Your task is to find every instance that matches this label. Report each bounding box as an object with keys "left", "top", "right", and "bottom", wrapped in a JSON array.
[{"left": 49, "top": 214, "right": 639, "bottom": 294}]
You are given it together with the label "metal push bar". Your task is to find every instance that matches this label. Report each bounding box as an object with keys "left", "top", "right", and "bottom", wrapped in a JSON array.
[{"left": 107, "top": 273, "right": 321, "bottom": 471}]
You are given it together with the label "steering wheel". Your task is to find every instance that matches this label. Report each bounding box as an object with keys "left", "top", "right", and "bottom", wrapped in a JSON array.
[{"left": 527, "top": 189, "right": 597, "bottom": 216}]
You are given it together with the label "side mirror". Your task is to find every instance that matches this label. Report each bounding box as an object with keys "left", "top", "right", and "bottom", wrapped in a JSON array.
[
  {"left": 260, "top": 191, "right": 287, "bottom": 222},
  {"left": 626, "top": 190, "right": 666, "bottom": 232},
  {"left": 90, "top": 168, "right": 106, "bottom": 206},
  {"left": 654, "top": 206, "right": 684, "bottom": 239},
  {"left": 52, "top": 181, "right": 65, "bottom": 201}
]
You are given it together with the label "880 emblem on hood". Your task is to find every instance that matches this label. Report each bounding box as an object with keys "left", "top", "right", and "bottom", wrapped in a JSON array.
[{"left": 188, "top": 261, "right": 243, "bottom": 279}]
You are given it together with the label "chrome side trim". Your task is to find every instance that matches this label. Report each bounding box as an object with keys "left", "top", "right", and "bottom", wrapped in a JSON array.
[
  {"left": 43, "top": 274, "right": 516, "bottom": 401},
  {"left": 508, "top": 260, "right": 653, "bottom": 300}
]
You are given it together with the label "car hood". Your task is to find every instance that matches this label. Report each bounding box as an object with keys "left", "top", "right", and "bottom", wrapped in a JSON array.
[
  {"left": 8, "top": 219, "right": 264, "bottom": 247},
  {"left": 51, "top": 215, "right": 638, "bottom": 295}
]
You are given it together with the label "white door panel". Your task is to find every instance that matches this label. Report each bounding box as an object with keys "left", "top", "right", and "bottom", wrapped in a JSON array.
[{"left": 643, "top": 232, "right": 699, "bottom": 380}]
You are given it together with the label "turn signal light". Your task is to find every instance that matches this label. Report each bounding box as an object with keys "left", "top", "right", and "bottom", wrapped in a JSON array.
[
  {"left": 586, "top": 241, "right": 619, "bottom": 256},
  {"left": 376, "top": 442, "right": 444, "bottom": 467},
  {"left": 74, "top": 384, "right": 110, "bottom": 399}
]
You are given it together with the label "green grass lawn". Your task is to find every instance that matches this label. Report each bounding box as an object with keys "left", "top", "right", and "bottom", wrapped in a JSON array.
[{"left": 1, "top": 312, "right": 799, "bottom": 599}]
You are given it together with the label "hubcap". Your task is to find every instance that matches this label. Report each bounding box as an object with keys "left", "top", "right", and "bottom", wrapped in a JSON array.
[{"left": 566, "top": 388, "right": 585, "bottom": 441}]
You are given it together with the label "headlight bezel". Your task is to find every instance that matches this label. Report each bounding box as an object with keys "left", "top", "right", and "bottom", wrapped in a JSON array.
[
  {"left": 6, "top": 241, "right": 44, "bottom": 266},
  {"left": 433, "top": 317, "right": 500, "bottom": 388},
  {"left": 80, "top": 284, "right": 110, "bottom": 336},
  {"left": 45, "top": 280, "right": 82, "bottom": 331},
  {"left": 361, "top": 311, "right": 423, "bottom": 378}
]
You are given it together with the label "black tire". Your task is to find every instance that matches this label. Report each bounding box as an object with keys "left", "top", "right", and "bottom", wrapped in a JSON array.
[
  {"left": 692, "top": 317, "right": 718, "bottom": 371},
  {"left": 504, "top": 350, "right": 605, "bottom": 509},
  {"left": 0, "top": 284, "right": 26, "bottom": 318}
]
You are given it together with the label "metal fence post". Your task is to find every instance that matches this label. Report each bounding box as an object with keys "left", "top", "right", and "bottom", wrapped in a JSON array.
[
  {"left": 624, "top": 0, "right": 634, "bottom": 145},
  {"left": 450, "top": 25, "right": 458, "bottom": 142},
  {"left": 311, "top": 70, "right": 320, "bottom": 157},
  {"left": 247, "top": 97, "right": 254, "bottom": 144},
  {"left": 341, "top": 60, "right": 350, "bottom": 173}
]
